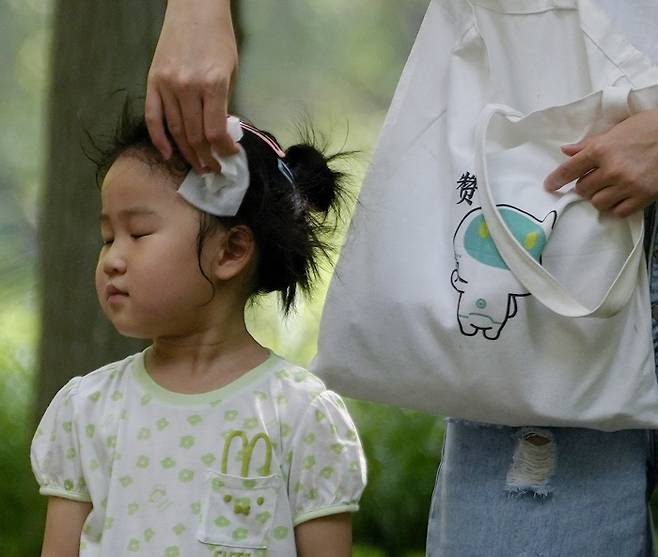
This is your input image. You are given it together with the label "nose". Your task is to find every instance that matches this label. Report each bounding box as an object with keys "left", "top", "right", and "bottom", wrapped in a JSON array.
[{"left": 100, "top": 243, "right": 127, "bottom": 276}]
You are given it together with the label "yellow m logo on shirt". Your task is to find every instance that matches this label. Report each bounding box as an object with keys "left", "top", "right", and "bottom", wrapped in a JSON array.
[{"left": 221, "top": 430, "right": 273, "bottom": 477}]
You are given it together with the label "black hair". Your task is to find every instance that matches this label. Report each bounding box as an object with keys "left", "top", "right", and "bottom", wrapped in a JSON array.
[{"left": 86, "top": 100, "right": 349, "bottom": 314}]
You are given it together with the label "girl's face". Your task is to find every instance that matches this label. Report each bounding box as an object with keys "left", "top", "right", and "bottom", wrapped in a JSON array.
[{"left": 95, "top": 154, "right": 222, "bottom": 338}]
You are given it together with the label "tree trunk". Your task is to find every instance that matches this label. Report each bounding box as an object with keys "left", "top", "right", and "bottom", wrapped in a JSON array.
[{"left": 35, "top": 1, "right": 165, "bottom": 418}]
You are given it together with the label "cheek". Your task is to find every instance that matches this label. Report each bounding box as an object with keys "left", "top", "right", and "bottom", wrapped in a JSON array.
[
  {"left": 146, "top": 243, "right": 212, "bottom": 301},
  {"left": 94, "top": 259, "right": 106, "bottom": 299},
  {"left": 161, "top": 257, "right": 214, "bottom": 296}
]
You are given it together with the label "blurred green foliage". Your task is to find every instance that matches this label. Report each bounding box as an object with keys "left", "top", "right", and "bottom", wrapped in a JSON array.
[
  {"left": 0, "top": 305, "right": 45, "bottom": 556},
  {"left": 1, "top": 0, "right": 51, "bottom": 554},
  {"left": 0, "top": 0, "right": 49, "bottom": 307},
  {"left": 352, "top": 402, "right": 444, "bottom": 554}
]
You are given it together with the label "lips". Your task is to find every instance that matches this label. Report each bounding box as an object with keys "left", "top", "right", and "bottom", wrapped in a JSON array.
[{"left": 106, "top": 284, "right": 128, "bottom": 301}]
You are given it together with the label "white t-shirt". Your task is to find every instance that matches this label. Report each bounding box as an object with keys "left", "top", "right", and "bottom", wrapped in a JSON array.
[{"left": 31, "top": 350, "right": 367, "bottom": 557}]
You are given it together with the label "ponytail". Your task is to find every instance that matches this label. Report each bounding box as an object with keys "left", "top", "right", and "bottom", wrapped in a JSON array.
[{"left": 234, "top": 121, "right": 351, "bottom": 313}]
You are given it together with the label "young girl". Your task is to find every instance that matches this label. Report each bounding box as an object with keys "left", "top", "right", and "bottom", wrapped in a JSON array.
[{"left": 30, "top": 105, "right": 366, "bottom": 557}]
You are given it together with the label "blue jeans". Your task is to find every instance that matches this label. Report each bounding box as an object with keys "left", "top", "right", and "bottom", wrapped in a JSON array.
[
  {"left": 427, "top": 424, "right": 654, "bottom": 556},
  {"left": 426, "top": 209, "right": 658, "bottom": 557}
]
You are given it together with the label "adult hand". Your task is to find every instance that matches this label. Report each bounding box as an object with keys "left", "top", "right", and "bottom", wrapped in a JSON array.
[
  {"left": 544, "top": 108, "right": 658, "bottom": 217},
  {"left": 146, "top": 0, "right": 239, "bottom": 174}
]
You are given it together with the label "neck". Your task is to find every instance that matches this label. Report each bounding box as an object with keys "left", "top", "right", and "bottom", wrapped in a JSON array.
[
  {"left": 145, "top": 302, "right": 269, "bottom": 390},
  {"left": 152, "top": 326, "right": 256, "bottom": 364}
]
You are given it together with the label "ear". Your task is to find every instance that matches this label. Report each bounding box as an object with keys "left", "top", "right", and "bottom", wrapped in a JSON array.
[{"left": 212, "top": 225, "right": 256, "bottom": 281}]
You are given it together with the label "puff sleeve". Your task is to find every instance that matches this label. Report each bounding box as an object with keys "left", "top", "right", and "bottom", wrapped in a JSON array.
[
  {"left": 30, "top": 376, "right": 91, "bottom": 502},
  {"left": 287, "top": 390, "right": 367, "bottom": 526}
]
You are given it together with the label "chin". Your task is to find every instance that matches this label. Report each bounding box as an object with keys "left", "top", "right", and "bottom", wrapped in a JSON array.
[{"left": 109, "top": 320, "right": 155, "bottom": 340}]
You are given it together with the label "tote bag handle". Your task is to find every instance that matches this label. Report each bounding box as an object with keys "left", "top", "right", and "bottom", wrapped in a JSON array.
[{"left": 473, "top": 90, "right": 644, "bottom": 318}]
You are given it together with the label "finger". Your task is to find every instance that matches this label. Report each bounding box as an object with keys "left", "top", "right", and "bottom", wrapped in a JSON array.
[
  {"left": 145, "top": 84, "right": 172, "bottom": 160},
  {"left": 544, "top": 148, "right": 598, "bottom": 191},
  {"left": 178, "top": 89, "right": 216, "bottom": 172},
  {"left": 611, "top": 197, "right": 644, "bottom": 218},
  {"left": 159, "top": 87, "right": 203, "bottom": 172},
  {"left": 589, "top": 185, "right": 630, "bottom": 212},
  {"left": 203, "top": 87, "right": 239, "bottom": 157},
  {"left": 560, "top": 140, "right": 587, "bottom": 157},
  {"left": 574, "top": 168, "right": 606, "bottom": 199}
]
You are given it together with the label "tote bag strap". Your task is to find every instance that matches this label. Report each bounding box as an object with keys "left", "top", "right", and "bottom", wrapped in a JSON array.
[{"left": 473, "top": 92, "right": 644, "bottom": 318}]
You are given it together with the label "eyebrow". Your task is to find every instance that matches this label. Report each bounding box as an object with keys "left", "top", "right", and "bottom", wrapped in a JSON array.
[{"left": 99, "top": 207, "right": 159, "bottom": 223}]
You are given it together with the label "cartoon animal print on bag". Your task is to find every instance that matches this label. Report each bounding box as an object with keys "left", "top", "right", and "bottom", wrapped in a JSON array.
[{"left": 452, "top": 205, "right": 556, "bottom": 340}]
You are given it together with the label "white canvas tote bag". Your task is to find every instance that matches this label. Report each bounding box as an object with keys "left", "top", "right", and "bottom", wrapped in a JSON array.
[{"left": 313, "top": 0, "right": 658, "bottom": 430}]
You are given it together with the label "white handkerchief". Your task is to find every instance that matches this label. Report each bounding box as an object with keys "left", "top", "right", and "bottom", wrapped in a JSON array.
[{"left": 177, "top": 116, "right": 250, "bottom": 217}]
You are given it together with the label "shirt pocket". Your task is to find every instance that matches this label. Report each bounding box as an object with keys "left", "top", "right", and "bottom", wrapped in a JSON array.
[{"left": 197, "top": 469, "right": 281, "bottom": 553}]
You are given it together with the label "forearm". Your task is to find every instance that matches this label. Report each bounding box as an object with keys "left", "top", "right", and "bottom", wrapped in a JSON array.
[
  {"left": 160, "top": 0, "right": 236, "bottom": 65},
  {"left": 295, "top": 513, "right": 353, "bottom": 557},
  {"left": 41, "top": 497, "right": 92, "bottom": 557},
  {"left": 165, "top": 0, "right": 232, "bottom": 15}
]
